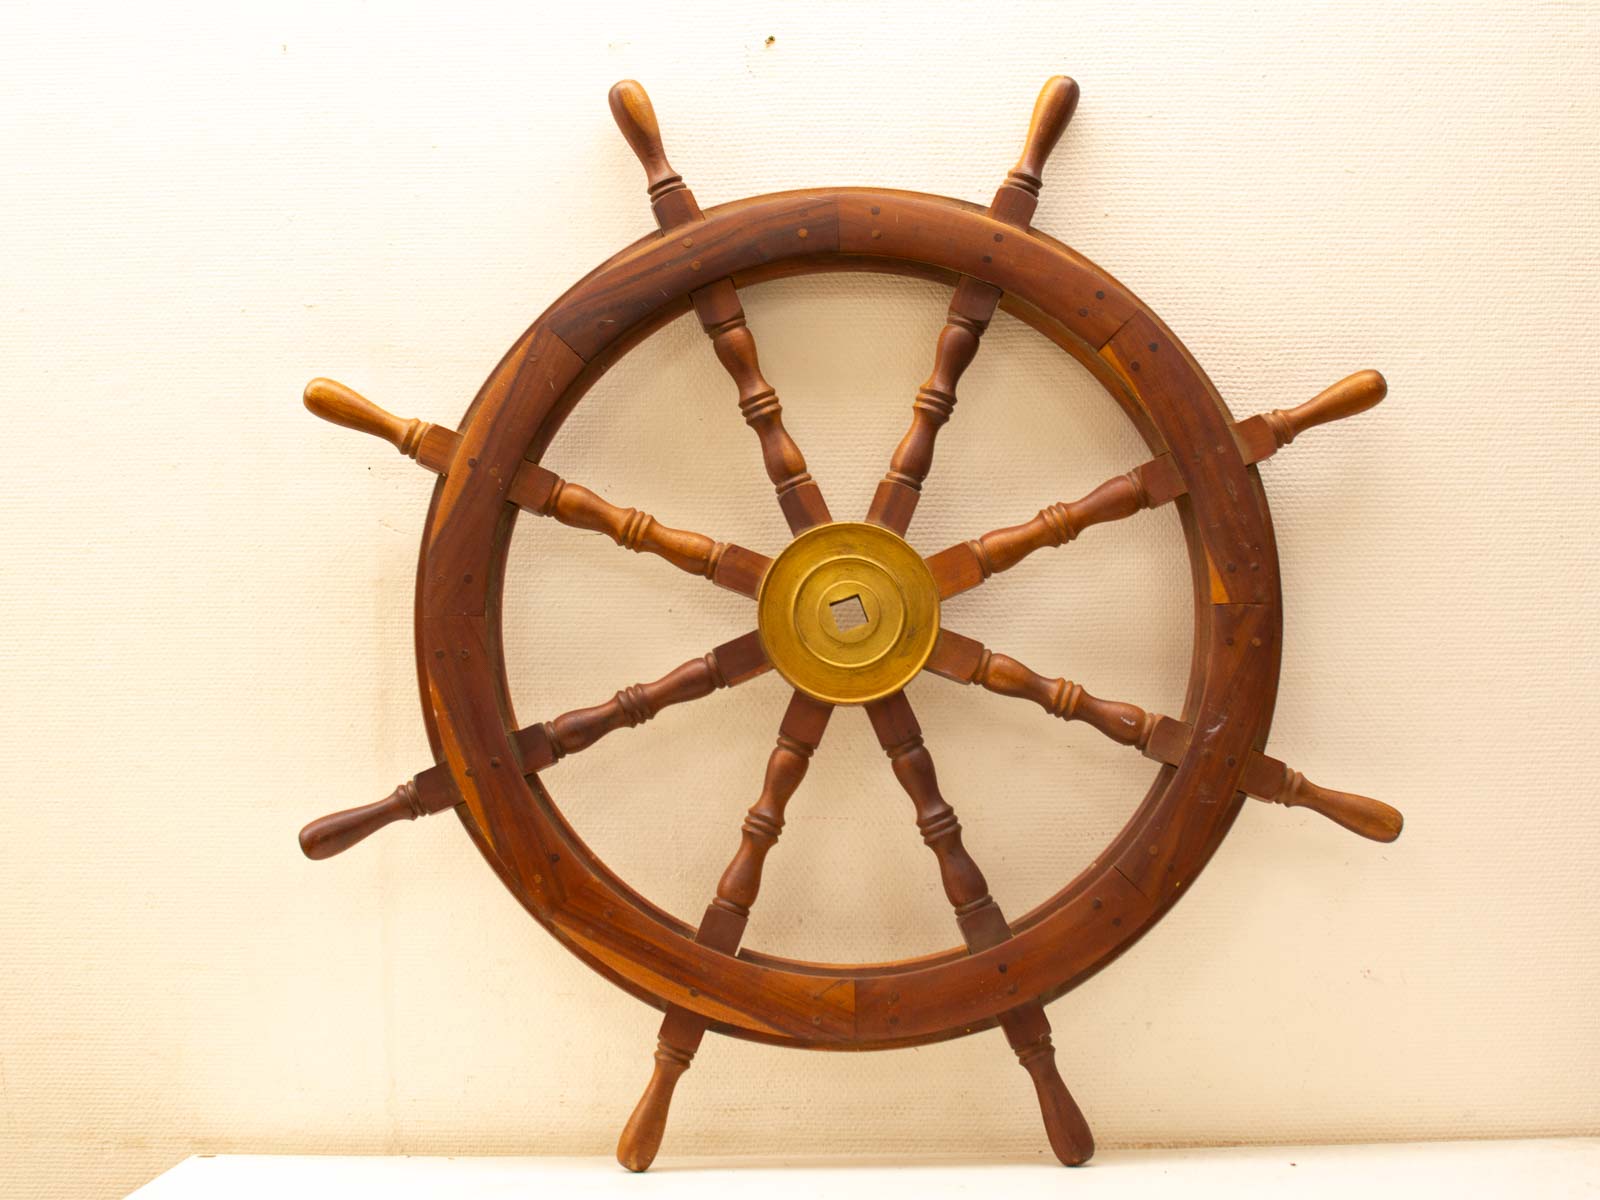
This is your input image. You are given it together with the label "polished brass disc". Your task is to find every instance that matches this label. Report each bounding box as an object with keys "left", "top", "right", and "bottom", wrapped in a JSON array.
[{"left": 756, "top": 522, "right": 940, "bottom": 705}]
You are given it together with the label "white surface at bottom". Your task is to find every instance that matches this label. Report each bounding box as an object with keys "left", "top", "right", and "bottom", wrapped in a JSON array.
[{"left": 131, "top": 1138, "right": 1599, "bottom": 1198}]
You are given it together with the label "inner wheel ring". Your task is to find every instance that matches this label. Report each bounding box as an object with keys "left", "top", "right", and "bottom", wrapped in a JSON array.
[{"left": 414, "top": 187, "right": 1282, "bottom": 1050}]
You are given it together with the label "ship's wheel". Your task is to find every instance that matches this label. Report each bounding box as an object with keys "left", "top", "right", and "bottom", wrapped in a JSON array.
[{"left": 298, "top": 76, "right": 1403, "bottom": 1171}]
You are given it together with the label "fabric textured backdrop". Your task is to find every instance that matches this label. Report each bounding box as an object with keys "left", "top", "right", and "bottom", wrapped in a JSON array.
[{"left": 2, "top": 2, "right": 1597, "bottom": 1195}]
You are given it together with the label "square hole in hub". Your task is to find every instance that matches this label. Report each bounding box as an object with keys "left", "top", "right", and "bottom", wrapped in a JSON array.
[{"left": 828, "top": 593, "right": 870, "bottom": 633}]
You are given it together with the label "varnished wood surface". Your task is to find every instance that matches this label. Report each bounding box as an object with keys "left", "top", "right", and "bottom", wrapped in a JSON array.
[
  {"left": 866, "top": 77, "right": 1079, "bottom": 535},
  {"left": 296, "top": 72, "right": 1403, "bottom": 1174},
  {"left": 928, "top": 630, "right": 1402, "bottom": 843},
  {"left": 294, "top": 92, "right": 1406, "bottom": 1058},
  {"left": 617, "top": 690, "right": 833, "bottom": 1171},
  {"left": 867, "top": 690, "right": 1093, "bottom": 1164},
  {"left": 400, "top": 183, "right": 1285, "bottom": 1048},
  {"left": 926, "top": 370, "right": 1387, "bottom": 599}
]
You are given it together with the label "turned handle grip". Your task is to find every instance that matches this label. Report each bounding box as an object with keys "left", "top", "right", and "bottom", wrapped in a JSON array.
[
  {"left": 1018, "top": 1046, "right": 1095, "bottom": 1166},
  {"left": 608, "top": 79, "right": 679, "bottom": 195},
  {"left": 303, "top": 378, "right": 427, "bottom": 458},
  {"left": 1268, "top": 369, "right": 1387, "bottom": 446},
  {"left": 1278, "top": 771, "right": 1404, "bottom": 843},
  {"left": 616, "top": 1041, "right": 692, "bottom": 1172},
  {"left": 299, "top": 781, "right": 425, "bottom": 860},
  {"left": 1012, "top": 76, "right": 1081, "bottom": 186}
]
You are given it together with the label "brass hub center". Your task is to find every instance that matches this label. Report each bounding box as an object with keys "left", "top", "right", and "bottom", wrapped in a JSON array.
[{"left": 756, "top": 522, "right": 940, "bottom": 705}]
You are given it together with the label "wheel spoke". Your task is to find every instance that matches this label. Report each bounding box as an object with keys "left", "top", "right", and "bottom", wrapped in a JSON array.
[
  {"left": 301, "top": 379, "right": 770, "bottom": 597},
  {"left": 516, "top": 631, "right": 769, "bottom": 768},
  {"left": 925, "top": 370, "right": 1388, "bottom": 599},
  {"left": 864, "top": 691, "right": 1007, "bottom": 942},
  {"left": 297, "top": 632, "right": 770, "bottom": 859},
  {"left": 863, "top": 688, "right": 1093, "bottom": 1165},
  {"left": 924, "top": 630, "right": 1158, "bottom": 748},
  {"left": 509, "top": 464, "right": 770, "bottom": 598},
  {"left": 865, "top": 77, "right": 1081, "bottom": 536},
  {"left": 926, "top": 629, "right": 1403, "bottom": 842},
  {"left": 608, "top": 80, "right": 831, "bottom": 535},
  {"left": 617, "top": 689, "right": 833, "bottom": 1171}
]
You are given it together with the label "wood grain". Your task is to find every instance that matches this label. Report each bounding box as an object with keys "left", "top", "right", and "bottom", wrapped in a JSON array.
[
  {"left": 927, "top": 370, "right": 1385, "bottom": 598},
  {"left": 928, "top": 630, "right": 1403, "bottom": 842},
  {"left": 616, "top": 691, "right": 833, "bottom": 1171},
  {"left": 866, "top": 691, "right": 1093, "bottom": 1165},
  {"left": 609, "top": 79, "right": 830, "bottom": 532},
  {"left": 867, "top": 77, "right": 1079, "bottom": 534},
  {"left": 297, "top": 633, "right": 769, "bottom": 859},
  {"left": 508, "top": 463, "right": 770, "bottom": 598}
]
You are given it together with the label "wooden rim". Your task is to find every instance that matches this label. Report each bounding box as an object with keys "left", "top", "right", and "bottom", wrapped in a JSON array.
[{"left": 414, "top": 187, "right": 1282, "bottom": 1049}]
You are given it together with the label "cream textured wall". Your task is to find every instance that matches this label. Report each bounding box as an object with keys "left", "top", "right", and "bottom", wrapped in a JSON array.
[{"left": 3, "top": 2, "right": 1598, "bottom": 1196}]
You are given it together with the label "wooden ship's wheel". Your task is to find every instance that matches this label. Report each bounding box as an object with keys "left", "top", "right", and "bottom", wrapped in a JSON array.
[{"left": 298, "top": 77, "right": 1404, "bottom": 1170}]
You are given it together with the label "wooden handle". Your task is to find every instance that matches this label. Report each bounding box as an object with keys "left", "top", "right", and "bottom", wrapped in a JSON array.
[
  {"left": 617, "top": 1040, "right": 693, "bottom": 1172},
  {"left": 1009, "top": 1028, "right": 1095, "bottom": 1166},
  {"left": 608, "top": 79, "right": 681, "bottom": 199},
  {"left": 303, "top": 378, "right": 428, "bottom": 458},
  {"left": 299, "top": 780, "right": 426, "bottom": 860},
  {"left": 1265, "top": 369, "right": 1387, "bottom": 447},
  {"left": 1276, "top": 770, "right": 1404, "bottom": 843},
  {"left": 1010, "top": 75, "right": 1081, "bottom": 191}
]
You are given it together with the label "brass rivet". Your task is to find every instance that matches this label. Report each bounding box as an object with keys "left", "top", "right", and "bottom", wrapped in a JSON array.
[{"left": 796, "top": 227, "right": 809, "bottom": 238}]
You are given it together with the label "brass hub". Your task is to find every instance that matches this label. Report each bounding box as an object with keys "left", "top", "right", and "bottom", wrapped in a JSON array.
[{"left": 756, "top": 522, "right": 940, "bottom": 705}]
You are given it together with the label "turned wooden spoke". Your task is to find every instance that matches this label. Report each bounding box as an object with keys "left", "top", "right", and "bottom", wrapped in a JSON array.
[
  {"left": 925, "top": 629, "right": 1158, "bottom": 748},
  {"left": 865, "top": 691, "right": 1006, "bottom": 944},
  {"left": 302, "top": 379, "right": 770, "bottom": 598},
  {"left": 507, "top": 463, "right": 770, "bottom": 598},
  {"left": 927, "top": 370, "right": 1387, "bottom": 598},
  {"left": 617, "top": 690, "right": 833, "bottom": 1172},
  {"left": 927, "top": 630, "right": 1403, "bottom": 843},
  {"left": 866, "top": 77, "right": 1080, "bottom": 535},
  {"left": 609, "top": 80, "right": 831, "bottom": 534},
  {"left": 297, "top": 632, "right": 769, "bottom": 860},
  {"left": 864, "top": 689, "right": 1093, "bottom": 1165}
]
